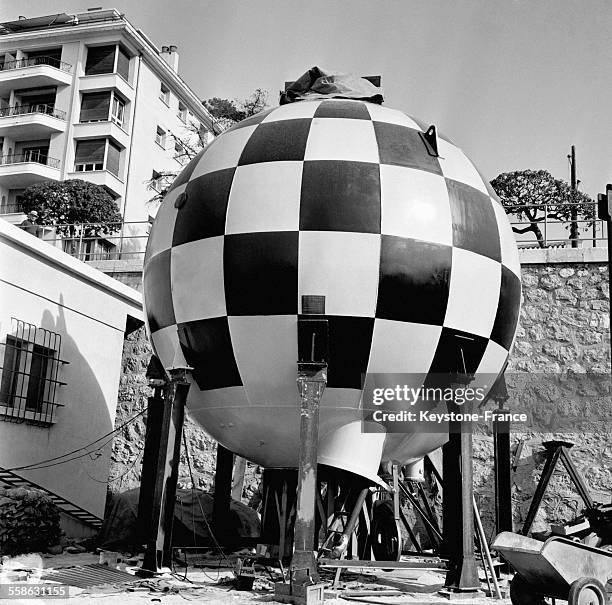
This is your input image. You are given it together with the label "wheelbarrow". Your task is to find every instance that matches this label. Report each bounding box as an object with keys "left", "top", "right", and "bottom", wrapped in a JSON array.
[{"left": 492, "top": 531, "right": 612, "bottom": 605}]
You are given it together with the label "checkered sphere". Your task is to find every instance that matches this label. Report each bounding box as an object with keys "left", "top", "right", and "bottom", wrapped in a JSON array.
[{"left": 143, "top": 99, "right": 521, "bottom": 482}]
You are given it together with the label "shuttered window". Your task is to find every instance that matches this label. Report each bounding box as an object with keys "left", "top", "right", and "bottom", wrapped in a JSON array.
[
  {"left": 116, "top": 46, "right": 130, "bottom": 80},
  {"left": 80, "top": 92, "right": 110, "bottom": 122},
  {"left": 106, "top": 141, "right": 121, "bottom": 177},
  {"left": 85, "top": 45, "right": 116, "bottom": 75},
  {"left": 74, "top": 139, "right": 105, "bottom": 171}
]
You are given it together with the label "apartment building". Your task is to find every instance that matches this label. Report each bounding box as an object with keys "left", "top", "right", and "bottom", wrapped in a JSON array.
[{"left": 0, "top": 8, "right": 216, "bottom": 232}]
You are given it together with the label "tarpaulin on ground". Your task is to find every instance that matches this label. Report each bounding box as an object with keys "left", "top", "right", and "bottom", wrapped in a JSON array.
[
  {"left": 280, "top": 66, "right": 383, "bottom": 105},
  {"left": 98, "top": 487, "right": 260, "bottom": 550}
]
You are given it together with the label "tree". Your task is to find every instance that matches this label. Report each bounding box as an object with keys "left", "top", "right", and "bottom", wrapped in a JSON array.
[
  {"left": 490, "top": 169, "right": 595, "bottom": 248},
  {"left": 203, "top": 88, "right": 268, "bottom": 127},
  {"left": 20, "top": 179, "right": 122, "bottom": 237}
]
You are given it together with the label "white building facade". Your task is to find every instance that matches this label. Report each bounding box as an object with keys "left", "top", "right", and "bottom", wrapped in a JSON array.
[{"left": 0, "top": 8, "right": 216, "bottom": 233}]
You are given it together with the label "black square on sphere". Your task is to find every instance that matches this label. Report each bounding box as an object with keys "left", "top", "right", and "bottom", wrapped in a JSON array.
[
  {"left": 491, "top": 266, "right": 522, "bottom": 350},
  {"left": 172, "top": 168, "right": 235, "bottom": 246},
  {"left": 298, "top": 315, "right": 374, "bottom": 389},
  {"left": 373, "top": 122, "right": 443, "bottom": 175},
  {"left": 224, "top": 232, "right": 298, "bottom": 316},
  {"left": 177, "top": 317, "right": 242, "bottom": 390},
  {"left": 446, "top": 179, "right": 501, "bottom": 262},
  {"left": 427, "top": 327, "right": 489, "bottom": 376},
  {"left": 238, "top": 119, "right": 312, "bottom": 165},
  {"left": 376, "top": 236, "right": 452, "bottom": 325},
  {"left": 314, "top": 100, "right": 371, "bottom": 120},
  {"left": 299, "top": 160, "right": 381, "bottom": 233},
  {"left": 224, "top": 108, "right": 274, "bottom": 132},
  {"left": 143, "top": 250, "right": 175, "bottom": 332}
]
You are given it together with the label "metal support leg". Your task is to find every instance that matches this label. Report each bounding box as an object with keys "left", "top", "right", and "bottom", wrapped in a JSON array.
[
  {"left": 443, "top": 402, "right": 479, "bottom": 592},
  {"left": 290, "top": 365, "right": 327, "bottom": 583},
  {"left": 213, "top": 444, "right": 235, "bottom": 543},
  {"left": 493, "top": 411, "right": 513, "bottom": 534},
  {"left": 140, "top": 368, "right": 190, "bottom": 573}
]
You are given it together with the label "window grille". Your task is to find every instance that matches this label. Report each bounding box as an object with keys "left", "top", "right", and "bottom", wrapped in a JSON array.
[{"left": 0, "top": 319, "right": 67, "bottom": 426}]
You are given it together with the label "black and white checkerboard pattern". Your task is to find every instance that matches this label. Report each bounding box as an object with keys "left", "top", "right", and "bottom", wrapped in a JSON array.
[{"left": 143, "top": 98, "right": 521, "bottom": 471}]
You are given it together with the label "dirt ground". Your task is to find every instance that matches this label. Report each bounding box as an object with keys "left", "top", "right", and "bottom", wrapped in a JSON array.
[{"left": 0, "top": 551, "right": 511, "bottom": 605}]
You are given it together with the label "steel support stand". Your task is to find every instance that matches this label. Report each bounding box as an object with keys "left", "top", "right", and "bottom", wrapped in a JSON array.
[
  {"left": 442, "top": 399, "right": 480, "bottom": 593},
  {"left": 492, "top": 375, "right": 513, "bottom": 535},
  {"left": 521, "top": 440, "right": 594, "bottom": 536},
  {"left": 140, "top": 367, "right": 190, "bottom": 573},
  {"left": 290, "top": 363, "right": 327, "bottom": 583}
]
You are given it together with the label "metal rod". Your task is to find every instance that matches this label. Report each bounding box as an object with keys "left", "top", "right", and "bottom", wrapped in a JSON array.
[{"left": 473, "top": 495, "right": 502, "bottom": 600}]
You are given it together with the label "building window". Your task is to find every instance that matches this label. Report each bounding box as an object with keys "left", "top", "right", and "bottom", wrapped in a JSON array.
[
  {"left": 111, "top": 94, "right": 125, "bottom": 127},
  {"left": 80, "top": 91, "right": 126, "bottom": 128},
  {"left": 177, "top": 102, "right": 187, "bottom": 122},
  {"left": 74, "top": 139, "right": 105, "bottom": 171},
  {"left": 80, "top": 91, "right": 110, "bottom": 122},
  {"left": 155, "top": 126, "right": 166, "bottom": 148},
  {"left": 0, "top": 319, "right": 66, "bottom": 426},
  {"left": 159, "top": 83, "right": 170, "bottom": 106},
  {"left": 174, "top": 140, "right": 187, "bottom": 164},
  {"left": 74, "top": 138, "right": 122, "bottom": 176},
  {"left": 84, "top": 44, "right": 130, "bottom": 80},
  {"left": 106, "top": 140, "right": 121, "bottom": 177}
]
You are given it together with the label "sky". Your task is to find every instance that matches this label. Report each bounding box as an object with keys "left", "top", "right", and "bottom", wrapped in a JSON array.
[{"left": 3, "top": 0, "right": 612, "bottom": 197}]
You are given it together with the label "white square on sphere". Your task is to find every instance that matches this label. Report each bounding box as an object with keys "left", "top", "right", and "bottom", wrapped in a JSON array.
[
  {"left": 225, "top": 162, "right": 303, "bottom": 234},
  {"left": 190, "top": 125, "right": 259, "bottom": 178},
  {"left": 437, "top": 138, "right": 488, "bottom": 194},
  {"left": 304, "top": 118, "right": 380, "bottom": 163},
  {"left": 298, "top": 231, "right": 380, "bottom": 317},
  {"left": 171, "top": 236, "right": 226, "bottom": 323},
  {"left": 151, "top": 324, "right": 188, "bottom": 369},
  {"left": 443, "top": 247, "right": 501, "bottom": 338},
  {"left": 380, "top": 165, "right": 453, "bottom": 246},
  {"left": 367, "top": 319, "right": 443, "bottom": 374},
  {"left": 366, "top": 104, "right": 422, "bottom": 130}
]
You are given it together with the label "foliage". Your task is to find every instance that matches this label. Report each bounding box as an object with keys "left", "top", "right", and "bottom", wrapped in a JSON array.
[
  {"left": 20, "top": 179, "right": 122, "bottom": 236},
  {"left": 490, "top": 169, "right": 595, "bottom": 248},
  {"left": 203, "top": 88, "right": 268, "bottom": 125}
]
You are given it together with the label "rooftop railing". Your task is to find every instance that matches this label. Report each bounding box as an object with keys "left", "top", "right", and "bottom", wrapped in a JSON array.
[
  {"left": 0, "top": 152, "right": 60, "bottom": 169},
  {"left": 0, "top": 56, "right": 72, "bottom": 72},
  {"left": 0, "top": 103, "right": 66, "bottom": 120}
]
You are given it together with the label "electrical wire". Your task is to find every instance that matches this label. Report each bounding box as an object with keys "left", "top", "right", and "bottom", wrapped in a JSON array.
[{"left": 3, "top": 407, "right": 147, "bottom": 472}]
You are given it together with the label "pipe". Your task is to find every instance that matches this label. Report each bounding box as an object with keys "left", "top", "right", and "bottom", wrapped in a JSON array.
[
  {"left": 473, "top": 495, "right": 502, "bottom": 600},
  {"left": 330, "top": 487, "right": 370, "bottom": 559}
]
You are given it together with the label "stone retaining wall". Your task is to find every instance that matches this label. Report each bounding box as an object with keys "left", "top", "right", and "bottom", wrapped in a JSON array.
[{"left": 108, "top": 248, "right": 611, "bottom": 536}]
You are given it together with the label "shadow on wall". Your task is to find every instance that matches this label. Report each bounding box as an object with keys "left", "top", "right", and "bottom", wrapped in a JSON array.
[{"left": 9, "top": 295, "right": 116, "bottom": 520}]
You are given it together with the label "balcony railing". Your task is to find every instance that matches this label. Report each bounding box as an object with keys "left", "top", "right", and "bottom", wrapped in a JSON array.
[
  {"left": 0, "top": 56, "right": 72, "bottom": 72},
  {"left": 0, "top": 103, "right": 66, "bottom": 120},
  {"left": 0, "top": 152, "right": 60, "bottom": 169}
]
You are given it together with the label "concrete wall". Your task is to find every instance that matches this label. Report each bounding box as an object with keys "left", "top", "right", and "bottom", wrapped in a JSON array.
[{"left": 0, "top": 220, "right": 142, "bottom": 521}]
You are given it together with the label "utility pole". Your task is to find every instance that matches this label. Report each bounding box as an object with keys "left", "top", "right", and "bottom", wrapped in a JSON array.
[{"left": 568, "top": 145, "right": 579, "bottom": 248}]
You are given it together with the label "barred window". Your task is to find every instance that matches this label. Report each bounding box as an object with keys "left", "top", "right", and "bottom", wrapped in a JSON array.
[{"left": 0, "top": 319, "right": 67, "bottom": 426}]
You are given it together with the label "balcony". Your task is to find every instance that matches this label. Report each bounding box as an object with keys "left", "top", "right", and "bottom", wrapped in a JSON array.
[
  {"left": 66, "top": 169, "right": 125, "bottom": 198},
  {"left": 0, "top": 104, "right": 67, "bottom": 138},
  {"left": 72, "top": 120, "right": 129, "bottom": 149},
  {"left": 0, "top": 152, "right": 60, "bottom": 187},
  {"left": 78, "top": 73, "right": 134, "bottom": 101},
  {"left": 0, "top": 57, "right": 73, "bottom": 96}
]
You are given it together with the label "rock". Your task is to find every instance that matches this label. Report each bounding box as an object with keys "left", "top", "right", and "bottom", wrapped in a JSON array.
[
  {"left": 46, "top": 545, "right": 63, "bottom": 555},
  {"left": 65, "top": 545, "right": 87, "bottom": 554}
]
